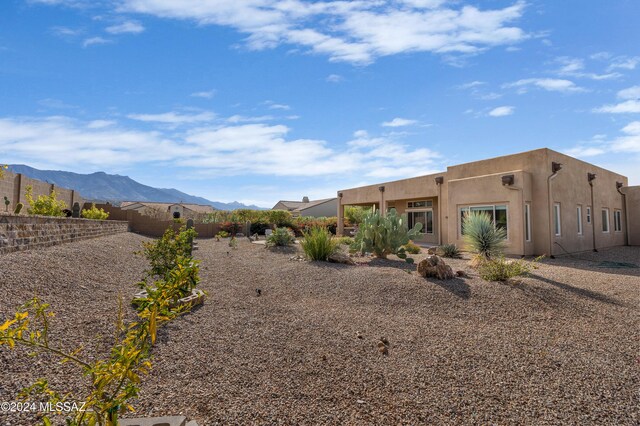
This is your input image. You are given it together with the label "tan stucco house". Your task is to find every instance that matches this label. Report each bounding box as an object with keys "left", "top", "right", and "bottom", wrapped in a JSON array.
[
  {"left": 273, "top": 196, "right": 338, "bottom": 218},
  {"left": 337, "top": 148, "right": 639, "bottom": 256},
  {"left": 120, "top": 201, "right": 216, "bottom": 220}
]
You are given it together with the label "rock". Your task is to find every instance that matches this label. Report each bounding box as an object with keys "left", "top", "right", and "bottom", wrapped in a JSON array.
[
  {"left": 427, "top": 247, "right": 437, "bottom": 255},
  {"left": 417, "top": 255, "right": 455, "bottom": 280},
  {"left": 328, "top": 252, "right": 355, "bottom": 265},
  {"left": 456, "top": 270, "right": 469, "bottom": 278}
]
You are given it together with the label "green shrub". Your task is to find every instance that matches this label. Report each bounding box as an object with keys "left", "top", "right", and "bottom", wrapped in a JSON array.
[
  {"left": 462, "top": 211, "right": 506, "bottom": 259},
  {"left": 403, "top": 241, "right": 421, "bottom": 254},
  {"left": 216, "top": 230, "right": 230, "bottom": 239},
  {"left": 265, "top": 210, "right": 293, "bottom": 227},
  {"left": 81, "top": 203, "right": 109, "bottom": 220},
  {"left": 141, "top": 226, "right": 197, "bottom": 280},
  {"left": 351, "top": 208, "right": 423, "bottom": 263},
  {"left": 266, "top": 227, "right": 295, "bottom": 247},
  {"left": 440, "top": 244, "right": 461, "bottom": 258},
  {"left": 24, "top": 185, "right": 67, "bottom": 217},
  {"left": 13, "top": 202, "right": 23, "bottom": 214},
  {"left": 301, "top": 226, "right": 338, "bottom": 261},
  {"left": 478, "top": 256, "right": 538, "bottom": 282},
  {"left": 344, "top": 206, "right": 371, "bottom": 225},
  {"left": 336, "top": 236, "right": 354, "bottom": 246}
]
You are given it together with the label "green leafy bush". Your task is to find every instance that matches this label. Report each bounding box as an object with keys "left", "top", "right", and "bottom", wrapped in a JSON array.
[
  {"left": 141, "top": 226, "right": 197, "bottom": 280},
  {"left": 301, "top": 226, "right": 338, "bottom": 261},
  {"left": 478, "top": 256, "right": 540, "bottom": 282},
  {"left": 351, "top": 208, "right": 423, "bottom": 263},
  {"left": 265, "top": 210, "right": 293, "bottom": 227},
  {"left": 462, "top": 211, "right": 506, "bottom": 260},
  {"left": 216, "top": 230, "right": 230, "bottom": 239},
  {"left": 266, "top": 227, "right": 295, "bottom": 247},
  {"left": 336, "top": 236, "right": 354, "bottom": 246},
  {"left": 81, "top": 203, "right": 109, "bottom": 220},
  {"left": 344, "top": 206, "right": 371, "bottom": 225},
  {"left": 24, "top": 185, "right": 67, "bottom": 217},
  {"left": 440, "top": 244, "right": 461, "bottom": 258},
  {"left": 403, "top": 241, "right": 421, "bottom": 254}
]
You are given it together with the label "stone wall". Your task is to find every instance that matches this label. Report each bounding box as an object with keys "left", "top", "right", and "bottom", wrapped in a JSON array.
[{"left": 0, "top": 214, "right": 129, "bottom": 254}]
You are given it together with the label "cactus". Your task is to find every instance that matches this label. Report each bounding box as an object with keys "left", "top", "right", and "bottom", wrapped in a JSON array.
[
  {"left": 350, "top": 208, "right": 423, "bottom": 263},
  {"left": 13, "top": 202, "right": 23, "bottom": 215},
  {"left": 3, "top": 196, "right": 9, "bottom": 212}
]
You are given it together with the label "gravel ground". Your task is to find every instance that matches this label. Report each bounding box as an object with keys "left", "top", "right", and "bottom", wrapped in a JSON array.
[{"left": 0, "top": 233, "right": 638, "bottom": 425}]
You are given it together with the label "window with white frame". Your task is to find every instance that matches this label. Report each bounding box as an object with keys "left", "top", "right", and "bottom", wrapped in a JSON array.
[
  {"left": 614, "top": 210, "right": 622, "bottom": 232},
  {"left": 586, "top": 206, "right": 591, "bottom": 224},
  {"left": 553, "top": 203, "right": 561, "bottom": 236},
  {"left": 460, "top": 204, "right": 508, "bottom": 237},
  {"left": 408, "top": 200, "right": 433, "bottom": 208},
  {"left": 577, "top": 205, "right": 583, "bottom": 235},
  {"left": 525, "top": 203, "right": 531, "bottom": 242},
  {"left": 602, "top": 208, "right": 610, "bottom": 233}
]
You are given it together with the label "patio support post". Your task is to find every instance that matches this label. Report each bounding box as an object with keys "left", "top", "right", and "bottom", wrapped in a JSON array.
[
  {"left": 379, "top": 186, "right": 385, "bottom": 216},
  {"left": 337, "top": 192, "right": 344, "bottom": 236}
]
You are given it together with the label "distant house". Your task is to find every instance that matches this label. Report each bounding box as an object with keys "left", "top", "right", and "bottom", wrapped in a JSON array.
[
  {"left": 272, "top": 196, "right": 338, "bottom": 218},
  {"left": 120, "top": 201, "right": 216, "bottom": 220}
]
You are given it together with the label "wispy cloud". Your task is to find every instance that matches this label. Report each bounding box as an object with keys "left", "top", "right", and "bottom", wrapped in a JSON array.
[
  {"left": 127, "top": 111, "right": 216, "bottom": 124},
  {"left": 381, "top": 118, "right": 417, "bottom": 127},
  {"left": 118, "top": 0, "right": 529, "bottom": 65},
  {"left": 554, "top": 56, "right": 621, "bottom": 80},
  {"left": 83, "top": 36, "right": 111, "bottom": 47},
  {"left": 607, "top": 56, "right": 639, "bottom": 71},
  {"left": 50, "top": 26, "right": 83, "bottom": 37},
  {"left": 565, "top": 121, "right": 640, "bottom": 159},
  {"left": 593, "top": 86, "right": 640, "bottom": 113},
  {"left": 503, "top": 78, "right": 586, "bottom": 93},
  {"left": 38, "top": 98, "right": 77, "bottom": 109},
  {"left": 326, "top": 74, "right": 344, "bottom": 83},
  {"left": 617, "top": 85, "right": 640, "bottom": 100},
  {"left": 190, "top": 90, "right": 216, "bottom": 99},
  {"left": 105, "top": 20, "right": 145, "bottom": 34},
  {"left": 488, "top": 106, "right": 514, "bottom": 117}
]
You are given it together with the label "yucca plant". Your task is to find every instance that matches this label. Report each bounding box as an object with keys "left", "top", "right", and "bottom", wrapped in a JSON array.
[
  {"left": 301, "top": 226, "right": 338, "bottom": 261},
  {"left": 462, "top": 211, "right": 506, "bottom": 261},
  {"left": 440, "top": 244, "right": 461, "bottom": 258}
]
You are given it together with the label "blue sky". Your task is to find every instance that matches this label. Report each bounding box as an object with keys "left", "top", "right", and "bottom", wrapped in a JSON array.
[{"left": 0, "top": 0, "right": 638, "bottom": 207}]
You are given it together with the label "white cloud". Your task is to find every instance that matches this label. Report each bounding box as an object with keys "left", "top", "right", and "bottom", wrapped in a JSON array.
[
  {"left": 381, "top": 117, "right": 417, "bottom": 127},
  {"left": 83, "top": 36, "right": 111, "bottom": 47},
  {"left": 226, "top": 114, "right": 275, "bottom": 123},
  {"left": 268, "top": 103, "right": 290, "bottom": 110},
  {"left": 565, "top": 122, "right": 640, "bottom": 161},
  {"left": 457, "top": 81, "right": 485, "bottom": 89},
  {"left": 622, "top": 121, "right": 640, "bottom": 135},
  {"left": 118, "top": 0, "right": 529, "bottom": 64},
  {"left": 105, "top": 20, "right": 145, "bottom": 34},
  {"left": 190, "top": 90, "right": 216, "bottom": 99},
  {"left": 617, "top": 85, "right": 640, "bottom": 100},
  {"left": 127, "top": 111, "right": 216, "bottom": 124},
  {"left": 38, "top": 98, "right": 77, "bottom": 109},
  {"left": 504, "top": 78, "right": 586, "bottom": 93},
  {"left": 488, "top": 106, "right": 514, "bottom": 117},
  {"left": 0, "top": 115, "right": 443, "bottom": 180},
  {"left": 593, "top": 100, "right": 640, "bottom": 114},
  {"left": 51, "top": 26, "right": 83, "bottom": 37},
  {"left": 326, "top": 74, "right": 344, "bottom": 83},
  {"left": 554, "top": 56, "right": 620, "bottom": 80},
  {"left": 607, "top": 56, "right": 640, "bottom": 71}
]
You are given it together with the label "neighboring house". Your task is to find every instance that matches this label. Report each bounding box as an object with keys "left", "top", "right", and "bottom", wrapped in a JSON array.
[
  {"left": 337, "top": 148, "right": 640, "bottom": 256},
  {"left": 273, "top": 196, "right": 338, "bottom": 218},
  {"left": 120, "top": 201, "right": 216, "bottom": 220}
]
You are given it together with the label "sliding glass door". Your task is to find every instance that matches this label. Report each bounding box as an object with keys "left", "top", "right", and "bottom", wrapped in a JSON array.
[{"left": 408, "top": 210, "right": 433, "bottom": 234}]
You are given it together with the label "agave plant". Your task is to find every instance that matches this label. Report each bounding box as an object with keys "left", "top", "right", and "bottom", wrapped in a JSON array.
[
  {"left": 351, "top": 208, "right": 423, "bottom": 263},
  {"left": 462, "top": 211, "right": 506, "bottom": 260}
]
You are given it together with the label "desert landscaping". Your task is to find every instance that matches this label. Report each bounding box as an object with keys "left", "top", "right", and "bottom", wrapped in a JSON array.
[{"left": 1, "top": 232, "right": 638, "bottom": 425}]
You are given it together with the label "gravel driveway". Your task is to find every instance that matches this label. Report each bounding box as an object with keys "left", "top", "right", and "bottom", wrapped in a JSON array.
[{"left": 1, "top": 233, "right": 638, "bottom": 425}]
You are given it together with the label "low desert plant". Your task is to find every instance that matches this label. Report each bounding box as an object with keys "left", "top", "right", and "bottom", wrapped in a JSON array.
[
  {"left": 81, "top": 203, "right": 109, "bottom": 220},
  {"left": 266, "top": 227, "right": 295, "bottom": 247},
  {"left": 462, "top": 211, "right": 506, "bottom": 260},
  {"left": 440, "top": 244, "right": 461, "bottom": 258},
  {"left": 403, "top": 241, "right": 421, "bottom": 254},
  {"left": 13, "top": 202, "right": 23, "bottom": 214},
  {"left": 477, "top": 256, "right": 541, "bottom": 282},
  {"left": 140, "top": 226, "right": 197, "bottom": 280},
  {"left": 351, "top": 208, "right": 423, "bottom": 263},
  {"left": 336, "top": 236, "right": 354, "bottom": 246},
  {"left": 216, "top": 230, "right": 230, "bottom": 239},
  {"left": 301, "top": 226, "right": 338, "bottom": 261},
  {"left": 0, "top": 164, "right": 7, "bottom": 178},
  {"left": 24, "top": 185, "right": 67, "bottom": 217}
]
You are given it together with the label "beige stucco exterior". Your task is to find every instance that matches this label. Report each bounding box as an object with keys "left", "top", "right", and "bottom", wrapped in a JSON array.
[{"left": 338, "top": 148, "right": 633, "bottom": 256}]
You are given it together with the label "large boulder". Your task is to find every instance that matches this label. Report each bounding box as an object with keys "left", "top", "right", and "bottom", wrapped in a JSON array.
[{"left": 417, "top": 255, "right": 455, "bottom": 280}]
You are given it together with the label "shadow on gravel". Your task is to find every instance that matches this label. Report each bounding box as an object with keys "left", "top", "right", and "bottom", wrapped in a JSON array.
[
  {"left": 428, "top": 277, "right": 471, "bottom": 299},
  {"left": 367, "top": 258, "right": 416, "bottom": 271},
  {"left": 527, "top": 273, "right": 625, "bottom": 307}
]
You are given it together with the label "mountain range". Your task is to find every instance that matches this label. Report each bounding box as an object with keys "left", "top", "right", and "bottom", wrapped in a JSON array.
[{"left": 8, "top": 165, "right": 264, "bottom": 210}]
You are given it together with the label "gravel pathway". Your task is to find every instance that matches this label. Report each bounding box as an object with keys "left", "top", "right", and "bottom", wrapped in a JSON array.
[{"left": 1, "top": 233, "right": 638, "bottom": 425}]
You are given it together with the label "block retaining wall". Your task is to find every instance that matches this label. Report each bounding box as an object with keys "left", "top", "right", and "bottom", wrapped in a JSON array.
[{"left": 0, "top": 214, "right": 129, "bottom": 254}]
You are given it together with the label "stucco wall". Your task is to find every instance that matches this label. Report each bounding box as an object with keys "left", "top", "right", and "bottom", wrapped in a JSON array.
[
  {"left": 0, "top": 214, "right": 128, "bottom": 254},
  {"left": 623, "top": 186, "right": 640, "bottom": 246},
  {"left": 0, "top": 170, "right": 83, "bottom": 213}
]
